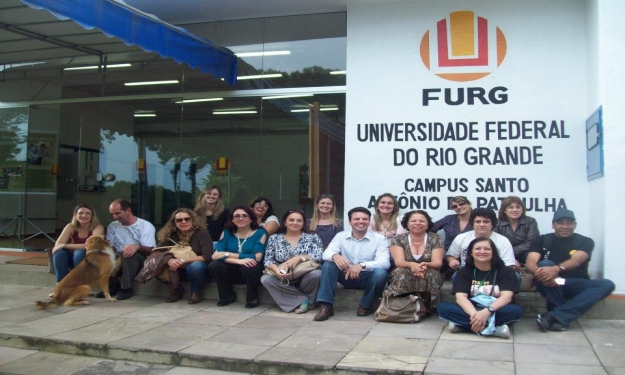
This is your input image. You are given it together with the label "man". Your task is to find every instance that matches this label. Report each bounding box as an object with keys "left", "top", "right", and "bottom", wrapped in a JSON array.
[
  {"left": 313, "top": 207, "right": 390, "bottom": 321},
  {"left": 105, "top": 199, "right": 156, "bottom": 300},
  {"left": 447, "top": 208, "right": 516, "bottom": 270},
  {"left": 527, "top": 208, "right": 614, "bottom": 332}
]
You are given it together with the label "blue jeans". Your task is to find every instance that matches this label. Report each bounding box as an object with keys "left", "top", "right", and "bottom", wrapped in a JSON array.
[
  {"left": 438, "top": 301, "right": 524, "bottom": 331},
  {"left": 316, "top": 261, "right": 388, "bottom": 310},
  {"left": 534, "top": 260, "right": 615, "bottom": 326},
  {"left": 179, "top": 261, "right": 209, "bottom": 293},
  {"left": 53, "top": 249, "right": 86, "bottom": 282}
]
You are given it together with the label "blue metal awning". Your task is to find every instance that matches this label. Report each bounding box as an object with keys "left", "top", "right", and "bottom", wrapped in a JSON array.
[{"left": 20, "top": 0, "right": 238, "bottom": 85}]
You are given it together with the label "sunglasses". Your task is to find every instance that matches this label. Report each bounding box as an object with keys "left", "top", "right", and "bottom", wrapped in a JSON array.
[
  {"left": 175, "top": 217, "right": 192, "bottom": 223},
  {"left": 233, "top": 214, "right": 250, "bottom": 219},
  {"left": 451, "top": 203, "right": 467, "bottom": 209}
]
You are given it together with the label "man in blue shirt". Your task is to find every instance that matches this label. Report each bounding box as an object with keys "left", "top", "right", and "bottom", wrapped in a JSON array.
[{"left": 314, "top": 207, "right": 390, "bottom": 321}]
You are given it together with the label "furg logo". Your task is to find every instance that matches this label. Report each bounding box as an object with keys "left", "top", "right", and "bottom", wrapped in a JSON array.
[
  {"left": 420, "top": 11, "right": 509, "bottom": 106},
  {"left": 420, "top": 10, "right": 507, "bottom": 82}
]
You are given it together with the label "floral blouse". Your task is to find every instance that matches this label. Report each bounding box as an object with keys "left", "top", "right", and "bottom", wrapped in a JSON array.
[{"left": 264, "top": 232, "right": 324, "bottom": 267}]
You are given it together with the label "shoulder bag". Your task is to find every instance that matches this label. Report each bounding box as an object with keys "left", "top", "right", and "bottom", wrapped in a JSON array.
[
  {"left": 374, "top": 289, "right": 428, "bottom": 323},
  {"left": 264, "top": 259, "right": 320, "bottom": 285},
  {"left": 152, "top": 238, "right": 195, "bottom": 260}
]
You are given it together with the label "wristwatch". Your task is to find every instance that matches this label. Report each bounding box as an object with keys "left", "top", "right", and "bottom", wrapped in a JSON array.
[
  {"left": 359, "top": 262, "right": 366, "bottom": 269},
  {"left": 558, "top": 264, "right": 566, "bottom": 272},
  {"left": 487, "top": 306, "right": 495, "bottom": 314}
]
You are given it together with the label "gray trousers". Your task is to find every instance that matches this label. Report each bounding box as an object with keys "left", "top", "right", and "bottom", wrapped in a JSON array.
[
  {"left": 260, "top": 269, "right": 321, "bottom": 312},
  {"left": 120, "top": 252, "right": 146, "bottom": 289}
]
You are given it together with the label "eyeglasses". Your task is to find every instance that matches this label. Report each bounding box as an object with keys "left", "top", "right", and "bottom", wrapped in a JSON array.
[
  {"left": 254, "top": 203, "right": 269, "bottom": 208},
  {"left": 233, "top": 214, "right": 250, "bottom": 219},
  {"left": 175, "top": 217, "right": 192, "bottom": 223}
]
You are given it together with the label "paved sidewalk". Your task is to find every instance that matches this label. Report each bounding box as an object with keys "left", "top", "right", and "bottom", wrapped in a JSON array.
[{"left": 0, "top": 284, "right": 624, "bottom": 375}]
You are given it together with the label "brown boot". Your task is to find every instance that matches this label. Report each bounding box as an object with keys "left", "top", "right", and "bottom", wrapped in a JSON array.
[
  {"left": 165, "top": 269, "right": 183, "bottom": 303},
  {"left": 313, "top": 303, "right": 334, "bottom": 321},
  {"left": 188, "top": 292, "right": 201, "bottom": 304}
]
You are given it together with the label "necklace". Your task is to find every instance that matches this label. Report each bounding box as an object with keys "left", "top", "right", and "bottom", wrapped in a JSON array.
[
  {"left": 409, "top": 233, "right": 425, "bottom": 255},
  {"left": 473, "top": 268, "right": 492, "bottom": 288},
  {"left": 237, "top": 229, "right": 251, "bottom": 253}
]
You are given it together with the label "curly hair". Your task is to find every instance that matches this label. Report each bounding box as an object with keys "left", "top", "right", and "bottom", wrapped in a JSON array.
[
  {"left": 250, "top": 197, "right": 276, "bottom": 222},
  {"left": 157, "top": 208, "right": 206, "bottom": 242},
  {"left": 470, "top": 208, "right": 498, "bottom": 227}
]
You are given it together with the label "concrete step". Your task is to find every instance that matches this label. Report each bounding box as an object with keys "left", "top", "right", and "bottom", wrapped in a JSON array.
[{"left": 0, "top": 256, "right": 621, "bottom": 319}]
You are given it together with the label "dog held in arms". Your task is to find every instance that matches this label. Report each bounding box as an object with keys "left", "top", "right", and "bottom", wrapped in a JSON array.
[{"left": 36, "top": 236, "right": 120, "bottom": 310}]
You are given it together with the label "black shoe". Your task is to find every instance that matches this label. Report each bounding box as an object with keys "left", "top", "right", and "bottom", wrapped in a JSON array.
[
  {"left": 115, "top": 288, "right": 134, "bottom": 300},
  {"left": 245, "top": 301, "right": 260, "bottom": 309},
  {"left": 217, "top": 295, "right": 236, "bottom": 307},
  {"left": 96, "top": 284, "right": 120, "bottom": 298},
  {"left": 549, "top": 321, "right": 567, "bottom": 331},
  {"left": 536, "top": 312, "right": 555, "bottom": 332}
]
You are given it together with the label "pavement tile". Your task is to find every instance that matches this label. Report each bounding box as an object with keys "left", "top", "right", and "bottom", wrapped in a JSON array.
[
  {"left": 235, "top": 314, "right": 310, "bottom": 330},
  {"left": 580, "top": 319, "right": 625, "bottom": 333},
  {"left": 337, "top": 351, "right": 426, "bottom": 373},
  {"left": 0, "top": 346, "right": 38, "bottom": 365},
  {"left": 516, "top": 363, "right": 607, "bottom": 375},
  {"left": 424, "top": 357, "right": 514, "bottom": 375},
  {"left": 0, "top": 305, "right": 61, "bottom": 325},
  {"left": 513, "top": 319, "right": 587, "bottom": 345},
  {"left": 431, "top": 339, "right": 514, "bottom": 361},
  {"left": 0, "top": 285, "right": 40, "bottom": 297},
  {"left": 71, "top": 359, "right": 173, "bottom": 375},
  {"left": 255, "top": 346, "right": 347, "bottom": 367},
  {"left": 515, "top": 343, "right": 601, "bottom": 366},
  {"left": 0, "top": 312, "right": 110, "bottom": 337},
  {"left": 606, "top": 367, "right": 625, "bottom": 375},
  {"left": 179, "top": 340, "right": 270, "bottom": 360},
  {"left": 181, "top": 310, "right": 260, "bottom": 327},
  {"left": 136, "top": 321, "right": 228, "bottom": 341},
  {"left": 303, "top": 318, "right": 376, "bottom": 336},
  {"left": 150, "top": 301, "right": 216, "bottom": 311},
  {"left": 116, "top": 306, "right": 198, "bottom": 323},
  {"left": 587, "top": 332, "right": 625, "bottom": 367},
  {"left": 367, "top": 318, "right": 445, "bottom": 339},
  {"left": 63, "top": 300, "right": 157, "bottom": 317},
  {"left": 0, "top": 351, "right": 101, "bottom": 375},
  {"left": 48, "top": 317, "right": 166, "bottom": 344},
  {"left": 210, "top": 326, "right": 297, "bottom": 346},
  {"left": 277, "top": 329, "right": 362, "bottom": 352},
  {"left": 0, "top": 298, "right": 36, "bottom": 311},
  {"left": 351, "top": 335, "right": 436, "bottom": 356},
  {"left": 163, "top": 367, "right": 248, "bottom": 375}
]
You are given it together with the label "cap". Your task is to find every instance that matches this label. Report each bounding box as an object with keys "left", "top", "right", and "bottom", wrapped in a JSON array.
[{"left": 552, "top": 208, "right": 575, "bottom": 222}]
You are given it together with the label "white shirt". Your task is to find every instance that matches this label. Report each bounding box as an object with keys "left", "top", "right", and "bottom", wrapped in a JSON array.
[
  {"left": 322, "top": 230, "right": 390, "bottom": 270},
  {"left": 106, "top": 218, "right": 156, "bottom": 254},
  {"left": 447, "top": 230, "right": 515, "bottom": 267}
]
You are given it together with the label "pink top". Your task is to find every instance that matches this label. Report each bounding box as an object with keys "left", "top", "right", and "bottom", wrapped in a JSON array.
[{"left": 70, "top": 230, "right": 92, "bottom": 245}]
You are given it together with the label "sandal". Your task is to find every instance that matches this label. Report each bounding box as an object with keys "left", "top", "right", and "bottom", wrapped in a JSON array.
[{"left": 295, "top": 300, "right": 311, "bottom": 314}]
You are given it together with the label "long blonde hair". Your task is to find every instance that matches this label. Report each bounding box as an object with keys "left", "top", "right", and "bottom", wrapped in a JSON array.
[
  {"left": 309, "top": 194, "right": 341, "bottom": 231},
  {"left": 70, "top": 204, "right": 100, "bottom": 232},
  {"left": 372, "top": 193, "right": 399, "bottom": 233},
  {"left": 158, "top": 208, "right": 206, "bottom": 243},
  {"left": 194, "top": 186, "right": 225, "bottom": 220}
]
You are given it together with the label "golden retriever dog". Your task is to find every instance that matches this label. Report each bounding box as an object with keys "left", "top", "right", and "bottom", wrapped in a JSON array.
[{"left": 36, "top": 236, "right": 120, "bottom": 310}]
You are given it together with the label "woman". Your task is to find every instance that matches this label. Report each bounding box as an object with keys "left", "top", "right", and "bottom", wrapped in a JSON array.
[
  {"left": 52, "top": 204, "right": 104, "bottom": 283},
  {"left": 432, "top": 196, "right": 473, "bottom": 251},
  {"left": 369, "top": 193, "right": 407, "bottom": 238},
  {"left": 386, "top": 210, "right": 444, "bottom": 313},
  {"left": 156, "top": 208, "right": 213, "bottom": 304},
  {"left": 438, "top": 237, "right": 523, "bottom": 339},
  {"left": 494, "top": 196, "right": 539, "bottom": 264},
  {"left": 308, "top": 194, "right": 343, "bottom": 248},
  {"left": 194, "top": 185, "right": 230, "bottom": 241},
  {"left": 250, "top": 197, "right": 280, "bottom": 236},
  {"left": 262, "top": 210, "right": 324, "bottom": 313},
  {"left": 209, "top": 206, "right": 267, "bottom": 308}
]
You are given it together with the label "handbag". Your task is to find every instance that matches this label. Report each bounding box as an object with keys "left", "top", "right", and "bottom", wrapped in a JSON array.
[
  {"left": 519, "top": 266, "right": 536, "bottom": 292},
  {"left": 469, "top": 269, "right": 498, "bottom": 336},
  {"left": 152, "top": 238, "right": 196, "bottom": 260},
  {"left": 264, "top": 259, "right": 320, "bottom": 285},
  {"left": 374, "top": 290, "right": 428, "bottom": 323}
]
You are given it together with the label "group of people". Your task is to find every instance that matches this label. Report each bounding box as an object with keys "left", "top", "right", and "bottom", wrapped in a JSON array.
[{"left": 50, "top": 190, "right": 614, "bottom": 338}]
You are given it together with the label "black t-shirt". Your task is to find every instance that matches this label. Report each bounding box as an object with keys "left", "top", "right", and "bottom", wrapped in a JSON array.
[
  {"left": 206, "top": 208, "right": 230, "bottom": 242},
  {"left": 452, "top": 263, "right": 519, "bottom": 297},
  {"left": 529, "top": 233, "right": 593, "bottom": 279}
]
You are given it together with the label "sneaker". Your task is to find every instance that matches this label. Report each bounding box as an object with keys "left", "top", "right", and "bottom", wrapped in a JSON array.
[
  {"left": 536, "top": 313, "right": 553, "bottom": 332},
  {"left": 549, "top": 321, "right": 567, "bottom": 331},
  {"left": 494, "top": 324, "right": 510, "bottom": 339},
  {"left": 115, "top": 288, "right": 134, "bottom": 300},
  {"left": 448, "top": 322, "right": 463, "bottom": 333}
]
